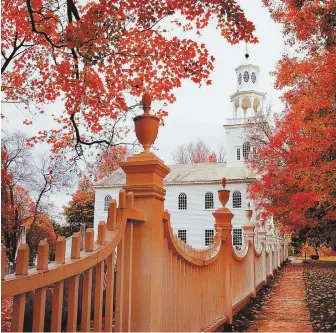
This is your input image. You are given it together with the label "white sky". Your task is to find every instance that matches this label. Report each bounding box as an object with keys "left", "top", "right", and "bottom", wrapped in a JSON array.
[{"left": 1, "top": 0, "right": 287, "bottom": 217}]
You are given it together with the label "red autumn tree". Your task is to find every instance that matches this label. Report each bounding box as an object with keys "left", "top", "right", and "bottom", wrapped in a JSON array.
[
  {"left": 63, "top": 177, "right": 95, "bottom": 234},
  {"left": 90, "top": 145, "right": 129, "bottom": 181},
  {"left": 2, "top": 0, "right": 256, "bottom": 162},
  {"left": 247, "top": 0, "right": 336, "bottom": 232},
  {"left": 1, "top": 133, "right": 63, "bottom": 263},
  {"left": 25, "top": 213, "right": 57, "bottom": 261},
  {"left": 172, "top": 139, "right": 221, "bottom": 164},
  {"left": 1, "top": 144, "right": 35, "bottom": 261}
]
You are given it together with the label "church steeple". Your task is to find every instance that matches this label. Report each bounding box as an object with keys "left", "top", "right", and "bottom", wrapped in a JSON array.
[
  {"left": 224, "top": 57, "right": 266, "bottom": 167},
  {"left": 229, "top": 60, "right": 265, "bottom": 124}
]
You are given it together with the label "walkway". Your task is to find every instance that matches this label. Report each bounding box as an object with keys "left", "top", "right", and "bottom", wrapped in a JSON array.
[{"left": 247, "top": 263, "right": 312, "bottom": 332}]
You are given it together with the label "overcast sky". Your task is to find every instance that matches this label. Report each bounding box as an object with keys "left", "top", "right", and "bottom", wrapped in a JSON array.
[{"left": 1, "top": 0, "right": 287, "bottom": 217}]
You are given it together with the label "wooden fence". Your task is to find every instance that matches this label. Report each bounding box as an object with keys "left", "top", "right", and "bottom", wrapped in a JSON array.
[{"left": 1, "top": 93, "right": 288, "bottom": 332}]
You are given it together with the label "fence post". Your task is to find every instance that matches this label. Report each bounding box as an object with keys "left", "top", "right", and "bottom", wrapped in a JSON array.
[
  {"left": 257, "top": 220, "right": 267, "bottom": 284},
  {"left": 213, "top": 178, "right": 234, "bottom": 325},
  {"left": 118, "top": 92, "right": 170, "bottom": 332},
  {"left": 242, "top": 204, "right": 256, "bottom": 298},
  {"left": 266, "top": 220, "right": 273, "bottom": 277}
]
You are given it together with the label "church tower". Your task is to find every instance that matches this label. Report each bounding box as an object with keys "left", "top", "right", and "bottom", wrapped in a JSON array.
[{"left": 224, "top": 58, "right": 266, "bottom": 167}]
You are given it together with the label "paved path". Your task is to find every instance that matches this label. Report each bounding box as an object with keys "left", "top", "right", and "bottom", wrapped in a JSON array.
[{"left": 247, "top": 263, "right": 312, "bottom": 332}]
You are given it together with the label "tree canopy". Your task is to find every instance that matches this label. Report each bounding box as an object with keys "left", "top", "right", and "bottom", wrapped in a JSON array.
[
  {"left": 2, "top": 0, "right": 257, "bottom": 162},
  {"left": 247, "top": 0, "right": 336, "bottom": 232}
]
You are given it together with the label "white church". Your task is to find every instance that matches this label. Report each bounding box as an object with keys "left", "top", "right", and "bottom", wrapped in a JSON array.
[{"left": 93, "top": 60, "right": 265, "bottom": 249}]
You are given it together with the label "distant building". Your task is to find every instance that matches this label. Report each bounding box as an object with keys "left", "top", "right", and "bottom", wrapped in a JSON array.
[{"left": 93, "top": 59, "right": 265, "bottom": 249}]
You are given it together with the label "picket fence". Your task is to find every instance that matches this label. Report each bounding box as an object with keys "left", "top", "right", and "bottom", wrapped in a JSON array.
[{"left": 1, "top": 93, "right": 288, "bottom": 332}]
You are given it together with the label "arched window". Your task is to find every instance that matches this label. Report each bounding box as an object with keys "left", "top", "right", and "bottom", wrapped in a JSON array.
[
  {"left": 242, "top": 142, "right": 251, "bottom": 160},
  {"left": 232, "top": 191, "right": 242, "bottom": 208},
  {"left": 104, "top": 195, "right": 112, "bottom": 211},
  {"left": 178, "top": 193, "right": 187, "bottom": 210},
  {"left": 205, "top": 192, "right": 214, "bottom": 209}
]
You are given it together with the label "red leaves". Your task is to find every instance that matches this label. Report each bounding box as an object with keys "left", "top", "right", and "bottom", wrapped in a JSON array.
[
  {"left": 1, "top": 297, "right": 13, "bottom": 332},
  {"left": 208, "top": 152, "right": 217, "bottom": 163},
  {"left": 248, "top": 2, "right": 336, "bottom": 233},
  {"left": 90, "top": 146, "right": 128, "bottom": 181},
  {"left": 2, "top": 0, "right": 256, "bottom": 156}
]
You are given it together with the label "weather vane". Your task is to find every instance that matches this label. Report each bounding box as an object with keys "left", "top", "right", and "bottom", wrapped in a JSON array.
[{"left": 245, "top": 42, "right": 249, "bottom": 60}]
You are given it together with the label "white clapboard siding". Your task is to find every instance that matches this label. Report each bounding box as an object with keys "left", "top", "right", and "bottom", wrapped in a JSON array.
[{"left": 94, "top": 182, "right": 253, "bottom": 249}]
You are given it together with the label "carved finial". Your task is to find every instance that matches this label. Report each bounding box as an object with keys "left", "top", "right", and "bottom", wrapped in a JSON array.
[
  {"left": 134, "top": 91, "right": 159, "bottom": 152},
  {"left": 218, "top": 178, "right": 230, "bottom": 207},
  {"left": 221, "top": 177, "right": 227, "bottom": 188},
  {"left": 245, "top": 202, "right": 253, "bottom": 222},
  {"left": 142, "top": 91, "right": 151, "bottom": 114}
]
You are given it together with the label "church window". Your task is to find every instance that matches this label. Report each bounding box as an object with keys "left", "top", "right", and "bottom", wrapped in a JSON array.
[
  {"left": 233, "top": 228, "right": 243, "bottom": 250},
  {"left": 237, "top": 148, "right": 241, "bottom": 160},
  {"left": 178, "top": 193, "right": 187, "bottom": 210},
  {"left": 205, "top": 230, "right": 214, "bottom": 246},
  {"left": 205, "top": 192, "right": 214, "bottom": 209},
  {"left": 251, "top": 72, "right": 256, "bottom": 83},
  {"left": 232, "top": 191, "right": 242, "bottom": 208},
  {"left": 242, "top": 142, "right": 250, "bottom": 160},
  {"left": 104, "top": 195, "right": 112, "bottom": 211},
  {"left": 243, "top": 71, "right": 249, "bottom": 82},
  {"left": 178, "top": 230, "right": 187, "bottom": 243},
  {"left": 238, "top": 73, "right": 242, "bottom": 84}
]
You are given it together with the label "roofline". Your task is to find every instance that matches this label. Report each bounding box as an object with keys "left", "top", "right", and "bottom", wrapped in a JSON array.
[
  {"left": 93, "top": 178, "right": 256, "bottom": 189},
  {"left": 235, "top": 64, "right": 260, "bottom": 71},
  {"left": 230, "top": 90, "right": 266, "bottom": 100}
]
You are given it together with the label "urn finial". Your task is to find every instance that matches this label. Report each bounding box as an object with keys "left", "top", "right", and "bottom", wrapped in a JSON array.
[
  {"left": 218, "top": 177, "right": 229, "bottom": 207},
  {"left": 134, "top": 92, "right": 159, "bottom": 152},
  {"left": 245, "top": 202, "right": 253, "bottom": 221}
]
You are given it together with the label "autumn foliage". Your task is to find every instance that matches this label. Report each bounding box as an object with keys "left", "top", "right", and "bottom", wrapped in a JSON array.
[
  {"left": 172, "top": 139, "right": 223, "bottom": 164},
  {"left": 248, "top": 0, "right": 336, "bottom": 232},
  {"left": 2, "top": 0, "right": 257, "bottom": 160},
  {"left": 90, "top": 146, "right": 129, "bottom": 181},
  {"left": 1, "top": 147, "right": 57, "bottom": 262},
  {"left": 63, "top": 177, "right": 95, "bottom": 233}
]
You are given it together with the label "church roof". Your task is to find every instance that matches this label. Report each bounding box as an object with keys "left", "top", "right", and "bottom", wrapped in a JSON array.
[{"left": 94, "top": 163, "right": 255, "bottom": 188}]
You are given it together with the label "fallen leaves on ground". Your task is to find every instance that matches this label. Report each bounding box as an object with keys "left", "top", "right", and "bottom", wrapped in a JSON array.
[{"left": 303, "top": 261, "right": 336, "bottom": 332}]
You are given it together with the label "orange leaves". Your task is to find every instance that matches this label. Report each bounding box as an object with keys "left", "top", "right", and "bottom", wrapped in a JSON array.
[
  {"left": 248, "top": 1, "right": 336, "bottom": 233},
  {"left": 90, "top": 146, "right": 128, "bottom": 181},
  {"left": 1, "top": 297, "right": 13, "bottom": 332},
  {"left": 264, "top": 0, "right": 335, "bottom": 53},
  {"left": 2, "top": 0, "right": 256, "bottom": 156}
]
